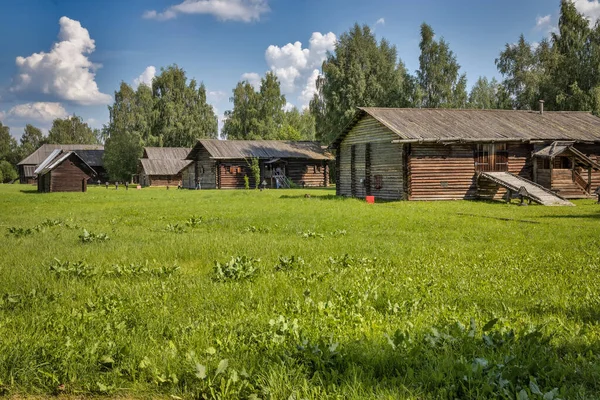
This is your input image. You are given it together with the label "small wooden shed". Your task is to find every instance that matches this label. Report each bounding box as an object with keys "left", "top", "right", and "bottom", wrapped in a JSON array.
[
  {"left": 137, "top": 147, "right": 191, "bottom": 187},
  {"left": 36, "top": 151, "right": 97, "bottom": 193},
  {"left": 184, "top": 140, "right": 332, "bottom": 189}
]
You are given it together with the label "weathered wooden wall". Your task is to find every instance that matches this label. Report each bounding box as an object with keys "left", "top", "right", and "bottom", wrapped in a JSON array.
[
  {"left": 576, "top": 144, "right": 600, "bottom": 191},
  {"left": 409, "top": 144, "right": 477, "bottom": 200},
  {"left": 181, "top": 164, "right": 195, "bottom": 189},
  {"left": 477, "top": 143, "right": 533, "bottom": 200},
  {"left": 338, "top": 116, "right": 404, "bottom": 200},
  {"left": 286, "top": 161, "right": 329, "bottom": 187},
  {"left": 148, "top": 174, "right": 181, "bottom": 187},
  {"left": 218, "top": 160, "right": 254, "bottom": 189},
  {"left": 195, "top": 147, "right": 217, "bottom": 189}
]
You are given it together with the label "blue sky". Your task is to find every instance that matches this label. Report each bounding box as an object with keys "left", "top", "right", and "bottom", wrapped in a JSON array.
[{"left": 0, "top": 0, "right": 597, "bottom": 139}]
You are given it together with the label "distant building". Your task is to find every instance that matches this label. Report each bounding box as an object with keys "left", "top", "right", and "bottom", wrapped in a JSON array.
[
  {"left": 137, "top": 147, "right": 191, "bottom": 187},
  {"left": 332, "top": 107, "right": 600, "bottom": 204},
  {"left": 17, "top": 144, "right": 105, "bottom": 184},
  {"left": 36, "top": 150, "right": 97, "bottom": 193},
  {"left": 183, "top": 139, "right": 332, "bottom": 189}
]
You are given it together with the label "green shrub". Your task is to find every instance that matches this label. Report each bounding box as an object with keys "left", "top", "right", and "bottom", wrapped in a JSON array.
[
  {"left": 213, "top": 256, "right": 260, "bottom": 282},
  {"left": 79, "top": 229, "right": 110, "bottom": 243},
  {"left": 243, "top": 174, "right": 250, "bottom": 190},
  {"left": 274, "top": 255, "right": 305, "bottom": 271},
  {"left": 0, "top": 161, "right": 16, "bottom": 183}
]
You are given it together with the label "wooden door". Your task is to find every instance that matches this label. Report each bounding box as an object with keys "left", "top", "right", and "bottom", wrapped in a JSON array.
[
  {"left": 365, "top": 143, "right": 372, "bottom": 196},
  {"left": 475, "top": 144, "right": 508, "bottom": 172}
]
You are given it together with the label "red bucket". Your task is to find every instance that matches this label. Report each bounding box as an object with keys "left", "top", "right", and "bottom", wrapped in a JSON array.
[{"left": 365, "top": 196, "right": 375, "bottom": 204}]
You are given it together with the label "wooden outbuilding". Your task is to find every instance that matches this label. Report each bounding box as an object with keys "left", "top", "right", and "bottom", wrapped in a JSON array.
[
  {"left": 18, "top": 144, "right": 105, "bottom": 184},
  {"left": 137, "top": 147, "right": 191, "bottom": 187},
  {"left": 333, "top": 107, "right": 600, "bottom": 204},
  {"left": 183, "top": 140, "right": 332, "bottom": 189},
  {"left": 36, "top": 151, "right": 97, "bottom": 193}
]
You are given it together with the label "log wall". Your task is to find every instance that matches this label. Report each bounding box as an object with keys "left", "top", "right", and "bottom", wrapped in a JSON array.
[
  {"left": 338, "top": 116, "right": 404, "bottom": 200},
  {"left": 286, "top": 160, "right": 329, "bottom": 187},
  {"left": 576, "top": 143, "right": 600, "bottom": 191},
  {"left": 195, "top": 147, "right": 217, "bottom": 189},
  {"left": 218, "top": 160, "right": 254, "bottom": 189},
  {"left": 148, "top": 174, "right": 181, "bottom": 187},
  {"left": 409, "top": 144, "right": 477, "bottom": 200}
]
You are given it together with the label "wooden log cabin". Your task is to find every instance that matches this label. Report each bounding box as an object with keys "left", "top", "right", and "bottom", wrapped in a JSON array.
[
  {"left": 18, "top": 144, "right": 106, "bottom": 184},
  {"left": 137, "top": 147, "right": 191, "bottom": 187},
  {"left": 333, "top": 107, "right": 600, "bottom": 202},
  {"left": 36, "top": 150, "right": 97, "bottom": 193},
  {"left": 183, "top": 140, "right": 332, "bottom": 189}
]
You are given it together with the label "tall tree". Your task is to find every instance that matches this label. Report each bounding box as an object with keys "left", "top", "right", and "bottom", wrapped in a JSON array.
[
  {"left": 222, "top": 81, "right": 260, "bottom": 140},
  {"left": 310, "top": 24, "right": 411, "bottom": 144},
  {"left": 417, "top": 23, "right": 467, "bottom": 108},
  {"left": 103, "top": 82, "right": 146, "bottom": 181},
  {"left": 19, "top": 125, "right": 45, "bottom": 157},
  {"left": 152, "top": 65, "right": 218, "bottom": 146},
  {"left": 280, "top": 108, "right": 316, "bottom": 140},
  {"left": 0, "top": 122, "right": 20, "bottom": 166},
  {"left": 46, "top": 116, "right": 100, "bottom": 145},
  {"left": 256, "top": 72, "right": 286, "bottom": 139}
]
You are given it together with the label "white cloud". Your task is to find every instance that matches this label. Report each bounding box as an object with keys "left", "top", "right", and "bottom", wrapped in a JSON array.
[
  {"left": 143, "top": 0, "right": 269, "bottom": 22},
  {"left": 299, "top": 69, "right": 320, "bottom": 109},
  {"left": 375, "top": 18, "right": 385, "bottom": 26},
  {"left": 133, "top": 66, "right": 156, "bottom": 88},
  {"left": 283, "top": 102, "right": 294, "bottom": 112},
  {"left": 241, "top": 72, "right": 261, "bottom": 90},
  {"left": 10, "top": 17, "right": 111, "bottom": 106},
  {"left": 535, "top": 15, "right": 551, "bottom": 30},
  {"left": 5, "top": 102, "right": 68, "bottom": 122},
  {"left": 574, "top": 0, "right": 600, "bottom": 26},
  {"left": 208, "top": 90, "right": 227, "bottom": 102},
  {"left": 264, "top": 32, "right": 336, "bottom": 94}
]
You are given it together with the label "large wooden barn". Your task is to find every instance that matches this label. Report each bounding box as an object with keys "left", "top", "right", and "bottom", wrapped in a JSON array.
[
  {"left": 183, "top": 140, "right": 332, "bottom": 189},
  {"left": 36, "top": 150, "right": 97, "bottom": 193},
  {"left": 18, "top": 144, "right": 105, "bottom": 184},
  {"left": 137, "top": 147, "right": 191, "bottom": 187},
  {"left": 333, "top": 107, "right": 600, "bottom": 203}
]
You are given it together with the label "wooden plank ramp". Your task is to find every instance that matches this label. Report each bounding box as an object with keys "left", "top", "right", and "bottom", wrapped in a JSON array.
[{"left": 479, "top": 172, "right": 575, "bottom": 206}]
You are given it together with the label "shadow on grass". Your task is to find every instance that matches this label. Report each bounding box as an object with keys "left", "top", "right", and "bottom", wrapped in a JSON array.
[
  {"left": 279, "top": 194, "right": 350, "bottom": 201},
  {"left": 19, "top": 189, "right": 39, "bottom": 194}
]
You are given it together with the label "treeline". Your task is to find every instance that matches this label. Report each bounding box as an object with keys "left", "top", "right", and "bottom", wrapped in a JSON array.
[
  {"left": 0, "top": 117, "right": 99, "bottom": 183},
  {"left": 311, "top": 0, "right": 600, "bottom": 143}
]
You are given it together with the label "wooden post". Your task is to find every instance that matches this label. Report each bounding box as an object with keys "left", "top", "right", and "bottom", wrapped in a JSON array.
[
  {"left": 549, "top": 157, "right": 554, "bottom": 190},
  {"left": 533, "top": 156, "right": 538, "bottom": 183},
  {"left": 588, "top": 166, "right": 592, "bottom": 194}
]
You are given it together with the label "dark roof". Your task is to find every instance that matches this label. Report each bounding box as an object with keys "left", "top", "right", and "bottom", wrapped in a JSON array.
[
  {"left": 18, "top": 144, "right": 104, "bottom": 166},
  {"left": 333, "top": 107, "right": 600, "bottom": 147},
  {"left": 143, "top": 147, "right": 191, "bottom": 160},
  {"left": 187, "top": 140, "right": 333, "bottom": 161},
  {"left": 533, "top": 141, "right": 600, "bottom": 169},
  {"left": 37, "top": 151, "right": 97, "bottom": 177},
  {"left": 139, "top": 159, "right": 192, "bottom": 176}
]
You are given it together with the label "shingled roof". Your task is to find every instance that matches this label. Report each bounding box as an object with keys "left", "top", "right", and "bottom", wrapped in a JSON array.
[
  {"left": 187, "top": 140, "right": 332, "bottom": 161},
  {"left": 333, "top": 108, "right": 600, "bottom": 147},
  {"left": 18, "top": 144, "right": 104, "bottom": 166},
  {"left": 143, "top": 147, "right": 191, "bottom": 160},
  {"left": 139, "top": 159, "right": 192, "bottom": 176}
]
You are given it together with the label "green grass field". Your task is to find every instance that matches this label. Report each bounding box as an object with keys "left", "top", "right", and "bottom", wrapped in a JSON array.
[{"left": 1, "top": 184, "right": 600, "bottom": 399}]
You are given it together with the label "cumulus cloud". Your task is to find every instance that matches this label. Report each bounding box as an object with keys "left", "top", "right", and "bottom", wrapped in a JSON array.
[
  {"left": 264, "top": 32, "right": 336, "bottom": 95},
  {"left": 10, "top": 16, "right": 111, "bottom": 106},
  {"left": 143, "top": 0, "right": 270, "bottom": 22},
  {"left": 375, "top": 18, "right": 385, "bottom": 26},
  {"left": 133, "top": 66, "right": 156, "bottom": 88},
  {"left": 283, "top": 102, "right": 295, "bottom": 112},
  {"left": 241, "top": 72, "right": 261, "bottom": 90},
  {"left": 208, "top": 90, "right": 227, "bottom": 101},
  {"left": 535, "top": 15, "right": 551, "bottom": 30},
  {"left": 299, "top": 69, "right": 320, "bottom": 109},
  {"left": 574, "top": 0, "right": 600, "bottom": 26},
  {"left": 5, "top": 102, "right": 68, "bottom": 122}
]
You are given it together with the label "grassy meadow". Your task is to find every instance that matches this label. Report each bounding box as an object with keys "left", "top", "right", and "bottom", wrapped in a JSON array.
[{"left": 1, "top": 184, "right": 600, "bottom": 399}]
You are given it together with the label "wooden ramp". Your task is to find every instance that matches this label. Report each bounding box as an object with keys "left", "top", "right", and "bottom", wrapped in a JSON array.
[{"left": 479, "top": 172, "right": 575, "bottom": 206}]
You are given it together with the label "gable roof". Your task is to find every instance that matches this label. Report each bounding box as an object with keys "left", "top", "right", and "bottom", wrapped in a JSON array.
[
  {"left": 18, "top": 144, "right": 104, "bottom": 166},
  {"left": 143, "top": 147, "right": 191, "bottom": 160},
  {"left": 37, "top": 151, "right": 97, "bottom": 177},
  {"left": 333, "top": 107, "right": 600, "bottom": 147},
  {"left": 139, "top": 158, "right": 192, "bottom": 176},
  {"left": 187, "top": 140, "right": 333, "bottom": 161}
]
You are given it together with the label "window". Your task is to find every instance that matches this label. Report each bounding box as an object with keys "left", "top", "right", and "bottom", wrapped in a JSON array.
[
  {"left": 475, "top": 144, "right": 508, "bottom": 172},
  {"left": 374, "top": 175, "right": 383, "bottom": 190}
]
